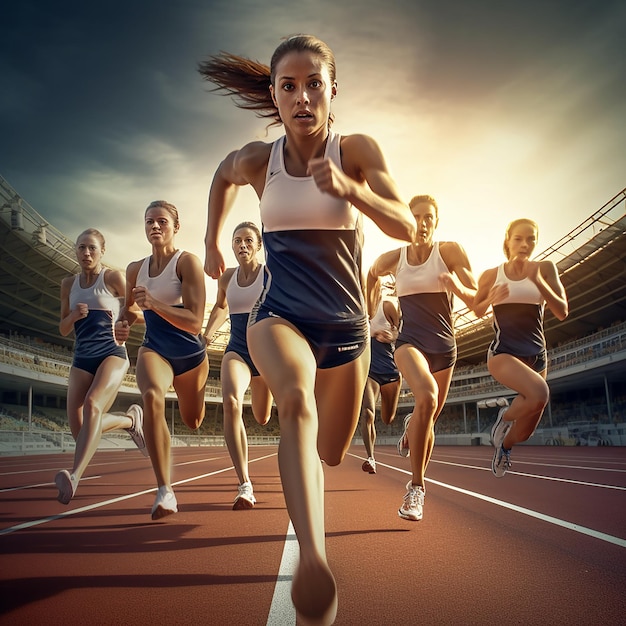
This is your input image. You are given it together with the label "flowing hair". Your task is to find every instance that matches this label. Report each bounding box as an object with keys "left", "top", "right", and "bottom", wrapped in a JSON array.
[{"left": 198, "top": 34, "right": 336, "bottom": 128}]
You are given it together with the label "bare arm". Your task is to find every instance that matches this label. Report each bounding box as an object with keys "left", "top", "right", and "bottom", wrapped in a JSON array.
[
  {"left": 204, "top": 142, "right": 270, "bottom": 279},
  {"left": 439, "top": 242, "right": 478, "bottom": 309},
  {"left": 119, "top": 260, "right": 145, "bottom": 327},
  {"left": 366, "top": 249, "right": 402, "bottom": 317},
  {"left": 309, "top": 134, "right": 416, "bottom": 242},
  {"left": 471, "top": 267, "right": 500, "bottom": 318},
  {"left": 530, "top": 260, "right": 569, "bottom": 321},
  {"left": 203, "top": 269, "right": 232, "bottom": 342},
  {"left": 58, "top": 276, "right": 85, "bottom": 337}
]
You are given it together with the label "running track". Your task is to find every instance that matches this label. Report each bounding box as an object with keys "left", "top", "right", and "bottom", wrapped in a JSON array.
[{"left": 1, "top": 445, "right": 624, "bottom": 625}]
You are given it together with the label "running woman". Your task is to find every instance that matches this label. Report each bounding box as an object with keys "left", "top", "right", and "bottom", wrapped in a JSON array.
[
  {"left": 55, "top": 228, "right": 146, "bottom": 505},
  {"left": 368, "top": 195, "right": 477, "bottom": 521},
  {"left": 472, "top": 218, "right": 568, "bottom": 477},
  {"left": 122, "top": 201, "right": 209, "bottom": 519},
  {"left": 359, "top": 273, "right": 402, "bottom": 474},
  {"left": 203, "top": 221, "right": 272, "bottom": 510},
  {"left": 199, "top": 34, "right": 415, "bottom": 624}
]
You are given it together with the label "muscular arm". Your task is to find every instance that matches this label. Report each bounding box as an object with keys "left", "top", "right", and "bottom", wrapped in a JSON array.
[
  {"left": 58, "top": 276, "right": 80, "bottom": 337},
  {"left": 309, "top": 134, "right": 416, "bottom": 242},
  {"left": 439, "top": 242, "right": 478, "bottom": 309},
  {"left": 532, "top": 261, "right": 569, "bottom": 321},
  {"left": 471, "top": 267, "right": 499, "bottom": 318},
  {"left": 203, "top": 269, "right": 233, "bottom": 342},
  {"left": 204, "top": 142, "right": 270, "bottom": 279}
]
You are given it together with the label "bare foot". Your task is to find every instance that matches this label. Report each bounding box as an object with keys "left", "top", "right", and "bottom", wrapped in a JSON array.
[{"left": 291, "top": 557, "right": 338, "bottom": 625}]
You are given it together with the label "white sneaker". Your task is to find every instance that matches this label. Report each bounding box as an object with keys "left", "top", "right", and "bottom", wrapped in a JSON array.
[
  {"left": 362, "top": 457, "right": 376, "bottom": 474},
  {"left": 490, "top": 406, "right": 512, "bottom": 449},
  {"left": 55, "top": 469, "right": 77, "bottom": 505},
  {"left": 125, "top": 404, "right": 148, "bottom": 457},
  {"left": 233, "top": 481, "right": 256, "bottom": 510},
  {"left": 398, "top": 481, "right": 425, "bottom": 521},
  {"left": 397, "top": 413, "right": 412, "bottom": 457},
  {"left": 151, "top": 486, "right": 178, "bottom": 520},
  {"left": 492, "top": 445, "right": 512, "bottom": 478}
]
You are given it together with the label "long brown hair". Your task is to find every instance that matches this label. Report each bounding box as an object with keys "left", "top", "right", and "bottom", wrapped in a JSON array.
[{"left": 198, "top": 34, "right": 336, "bottom": 128}]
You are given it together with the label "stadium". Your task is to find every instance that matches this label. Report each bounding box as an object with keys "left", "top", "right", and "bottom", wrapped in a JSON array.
[{"left": 1, "top": 174, "right": 625, "bottom": 453}]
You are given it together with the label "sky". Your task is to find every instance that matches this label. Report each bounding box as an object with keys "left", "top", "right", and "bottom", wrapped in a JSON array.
[{"left": 1, "top": 0, "right": 625, "bottom": 305}]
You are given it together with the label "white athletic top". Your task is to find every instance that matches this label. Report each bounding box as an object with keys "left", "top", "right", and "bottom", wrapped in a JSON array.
[
  {"left": 136, "top": 250, "right": 183, "bottom": 305},
  {"left": 256, "top": 130, "right": 365, "bottom": 324},
  {"left": 226, "top": 266, "right": 264, "bottom": 314}
]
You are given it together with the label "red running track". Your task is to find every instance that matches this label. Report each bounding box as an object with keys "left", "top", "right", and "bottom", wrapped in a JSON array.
[{"left": 0, "top": 445, "right": 625, "bottom": 625}]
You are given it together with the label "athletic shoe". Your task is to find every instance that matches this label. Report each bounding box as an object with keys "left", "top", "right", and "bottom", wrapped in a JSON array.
[
  {"left": 55, "top": 469, "right": 77, "bottom": 505},
  {"left": 490, "top": 406, "right": 512, "bottom": 449},
  {"left": 397, "top": 413, "right": 412, "bottom": 457},
  {"left": 398, "top": 480, "right": 425, "bottom": 521},
  {"left": 151, "top": 486, "right": 178, "bottom": 520},
  {"left": 125, "top": 404, "right": 148, "bottom": 457},
  {"left": 233, "top": 481, "right": 256, "bottom": 510},
  {"left": 362, "top": 457, "right": 376, "bottom": 474},
  {"left": 492, "top": 445, "right": 512, "bottom": 478}
]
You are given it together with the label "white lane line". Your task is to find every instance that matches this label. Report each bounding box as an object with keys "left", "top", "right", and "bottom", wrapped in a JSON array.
[
  {"left": 432, "top": 459, "right": 626, "bottom": 490},
  {"left": 350, "top": 454, "right": 626, "bottom": 548},
  {"left": 0, "top": 453, "right": 277, "bottom": 536},
  {"left": 266, "top": 520, "right": 297, "bottom": 626},
  {"left": 0, "top": 474, "right": 101, "bottom": 493}
]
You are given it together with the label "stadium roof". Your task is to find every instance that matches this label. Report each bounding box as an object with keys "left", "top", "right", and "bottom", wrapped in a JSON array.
[{"left": 1, "top": 174, "right": 625, "bottom": 368}]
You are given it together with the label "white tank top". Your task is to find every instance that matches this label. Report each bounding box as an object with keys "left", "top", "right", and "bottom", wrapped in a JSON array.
[
  {"left": 69, "top": 269, "right": 120, "bottom": 316},
  {"left": 226, "top": 265, "right": 264, "bottom": 314},
  {"left": 396, "top": 242, "right": 449, "bottom": 296},
  {"left": 136, "top": 250, "right": 183, "bottom": 305},
  {"left": 494, "top": 263, "right": 543, "bottom": 304}
]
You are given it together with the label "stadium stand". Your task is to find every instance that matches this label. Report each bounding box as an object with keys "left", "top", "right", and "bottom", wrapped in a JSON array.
[{"left": 1, "top": 175, "right": 625, "bottom": 452}]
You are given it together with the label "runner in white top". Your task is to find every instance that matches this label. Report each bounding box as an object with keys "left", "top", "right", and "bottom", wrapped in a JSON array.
[
  {"left": 199, "top": 35, "right": 416, "bottom": 624},
  {"left": 368, "top": 195, "right": 477, "bottom": 521},
  {"left": 203, "top": 222, "right": 272, "bottom": 510},
  {"left": 55, "top": 228, "right": 146, "bottom": 506},
  {"left": 122, "top": 201, "right": 209, "bottom": 520},
  {"left": 472, "top": 218, "right": 568, "bottom": 477}
]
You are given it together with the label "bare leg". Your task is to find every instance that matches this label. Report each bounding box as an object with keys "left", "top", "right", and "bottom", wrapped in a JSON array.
[
  {"left": 488, "top": 354, "right": 549, "bottom": 448},
  {"left": 56, "top": 356, "right": 129, "bottom": 504},
  {"left": 248, "top": 318, "right": 367, "bottom": 624},
  {"left": 359, "top": 378, "right": 378, "bottom": 459},
  {"left": 221, "top": 353, "right": 252, "bottom": 485}
]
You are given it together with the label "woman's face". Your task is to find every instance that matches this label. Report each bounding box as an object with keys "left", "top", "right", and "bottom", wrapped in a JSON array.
[
  {"left": 270, "top": 50, "right": 336, "bottom": 136},
  {"left": 75, "top": 234, "right": 103, "bottom": 270},
  {"left": 506, "top": 223, "right": 537, "bottom": 260},
  {"left": 144, "top": 207, "right": 178, "bottom": 246},
  {"left": 231, "top": 227, "right": 260, "bottom": 264}
]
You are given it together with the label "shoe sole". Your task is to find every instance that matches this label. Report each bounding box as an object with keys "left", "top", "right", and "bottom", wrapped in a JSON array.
[
  {"left": 398, "top": 508, "right": 422, "bottom": 521},
  {"left": 362, "top": 462, "right": 376, "bottom": 474},
  {"left": 55, "top": 470, "right": 74, "bottom": 505},
  {"left": 397, "top": 414, "right": 411, "bottom": 457},
  {"left": 233, "top": 496, "right": 255, "bottom": 510},
  {"left": 151, "top": 505, "right": 177, "bottom": 520}
]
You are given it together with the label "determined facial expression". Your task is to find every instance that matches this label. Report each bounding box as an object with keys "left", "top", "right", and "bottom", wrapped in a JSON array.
[{"left": 270, "top": 50, "right": 336, "bottom": 136}]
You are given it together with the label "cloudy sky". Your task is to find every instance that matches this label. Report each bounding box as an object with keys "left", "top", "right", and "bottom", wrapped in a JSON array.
[{"left": 1, "top": 0, "right": 624, "bottom": 303}]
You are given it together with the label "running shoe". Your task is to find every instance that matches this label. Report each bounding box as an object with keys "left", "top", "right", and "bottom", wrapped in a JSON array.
[
  {"left": 398, "top": 480, "right": 425, "bottom": 521},
  {"left": 151, "top": 486, "right": 178, "bottom": 520},
  {"left": 125, "top": 404, "right": 148, "bottom": 457},
  {"left": 492, "top": 445, "right": 512, "bottom": 478},
  {"left": 362, "top": 457, "right": 376, "bottom": 474},
  {"left": 490, "top": 405, "right": 512, "bottom": 449},
  {"left": 397, "top": 413, "right": 412, "bottom": 457},
  {"left": 55, "top": 469, "right": 77, "bottom": 505},
  {"left": 233, "top": 481, "right": 256, "bottom": 510}
]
